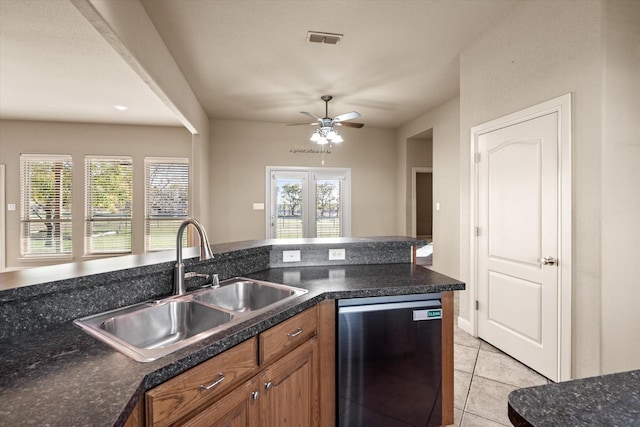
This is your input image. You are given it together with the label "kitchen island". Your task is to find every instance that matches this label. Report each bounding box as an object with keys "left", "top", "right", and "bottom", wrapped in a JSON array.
[
  {"left": 0, "top": 238, "right": 464, "bottom": 426},
  {"left": 508, "top": 369, "right": 640, "bottom": 426}
]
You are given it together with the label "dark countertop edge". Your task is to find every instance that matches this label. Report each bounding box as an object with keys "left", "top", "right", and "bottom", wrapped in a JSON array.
[
  {"left": 507, "top": 369, "right": 640, "bottom": 427},
  {"left": 0, "top": 263, "right": 461, "bottom": 427},
  {"left": 0, "top": 236, "right": 422, "bottom": 293}
]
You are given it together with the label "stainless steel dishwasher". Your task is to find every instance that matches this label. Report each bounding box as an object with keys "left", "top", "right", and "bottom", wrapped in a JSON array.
[{"left": 338, "top": 293, "right": 442, "bottom": 427}]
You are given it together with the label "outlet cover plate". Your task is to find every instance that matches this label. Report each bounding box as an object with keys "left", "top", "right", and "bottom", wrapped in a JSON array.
[
  {"left": 283, "top": 250, "right": 301, "bottom": 262},
  {"left": 329, "top": 248, "right": 346, "bottom": 261}
]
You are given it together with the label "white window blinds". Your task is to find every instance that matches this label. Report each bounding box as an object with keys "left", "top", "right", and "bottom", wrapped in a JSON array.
[
  {"left": 85, "top": 156, "right": 133, "bottom": 254},
  {"left": 20, "top": 154, "right": 72, "bottom": 257},
  {"left": 144, "top": 157, "right": 190, "bottom": 251}
]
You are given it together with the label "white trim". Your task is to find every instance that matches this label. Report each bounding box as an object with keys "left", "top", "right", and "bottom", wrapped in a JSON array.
[
  {"left": 469, "top": 93, "right": 572, "bottom": 381},
  {"left": 411, "top": 167, "right": 433, "bottom": 238}
]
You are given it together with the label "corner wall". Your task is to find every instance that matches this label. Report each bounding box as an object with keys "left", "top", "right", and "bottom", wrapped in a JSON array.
[{"left": 397, "top": 96, "right": 460, "bottom": 279}]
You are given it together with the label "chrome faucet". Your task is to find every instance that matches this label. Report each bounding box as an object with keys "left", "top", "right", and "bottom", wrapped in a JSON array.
[{"left": 174, "top": 219, "right": 214, "bottom": 296}]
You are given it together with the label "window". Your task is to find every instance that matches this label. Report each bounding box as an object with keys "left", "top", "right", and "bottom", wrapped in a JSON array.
[
  {"left": 20, "top": 154, "right": 72, "bottom": 257},
  {"left": 145, "top": 157, "right": 190, "bottom": 251},
  {"left": 267, "top": 167, "right": 351, "bottom": 239},
  {"left": 314, "top": 174, "right": 345, "bottom": 238},
  {"left": 85, "top": 156, "right": 133, "bottom": 254}
]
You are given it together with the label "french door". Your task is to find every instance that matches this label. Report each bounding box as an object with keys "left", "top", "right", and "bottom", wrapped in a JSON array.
[{"left": 266, "top": 167, "right": 351, "bottom": 239}]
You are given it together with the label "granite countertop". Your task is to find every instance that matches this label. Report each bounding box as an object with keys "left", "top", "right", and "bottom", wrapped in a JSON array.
[
  {"left": 0, "top": 263, "right": 464, "bottom": 427},
  {"left": 508, "top": 369, "right": 640, "bottom": 426}
]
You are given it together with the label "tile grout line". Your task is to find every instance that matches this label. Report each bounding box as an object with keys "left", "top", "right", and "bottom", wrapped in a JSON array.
[{"left": 459, "top": 342, "right": 481, "bottom": 426}]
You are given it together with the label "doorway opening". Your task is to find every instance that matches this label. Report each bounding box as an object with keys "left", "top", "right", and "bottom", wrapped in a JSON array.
[
  {"left": 407, "top": 128, "right": 433, "bottom": 268},
  {"left": 413, "top": 167, "right": 433, "bottom": 267}
]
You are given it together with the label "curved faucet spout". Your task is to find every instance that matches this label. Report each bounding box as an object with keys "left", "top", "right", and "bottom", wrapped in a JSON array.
[{"left": 174, "top": 219, "right": 214, "bottom": 296}]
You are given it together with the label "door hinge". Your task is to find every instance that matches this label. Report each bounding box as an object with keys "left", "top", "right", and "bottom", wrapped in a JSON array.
[
  {"left": 475, "top": 227, "right": 480, "bottom": 237},
  {"left": 475, "top": 153, "right": 481, "bottom": 163},
  {"left": 475, "top": 300, "right": 479, "bottom": 311}
]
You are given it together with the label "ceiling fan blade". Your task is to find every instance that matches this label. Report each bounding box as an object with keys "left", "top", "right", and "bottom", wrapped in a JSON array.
[
  {"left": 286, "top": 122, "right": 320, "bottom": 126},
  {"left": 300, "top": 111, "right": 323, "bottom": 121},
  {"left": 333, "top": 111, "right": 361, "bottom": 122},
  {"left": 337, "top": 121, "right": 365, "bottom": 128}
]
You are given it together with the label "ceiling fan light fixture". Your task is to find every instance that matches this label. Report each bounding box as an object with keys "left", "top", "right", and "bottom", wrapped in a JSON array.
[
  {"left": 317, "top": 136, "right": 329, "bottom": 145},
  {"left": 310, "top": 130, "right": 321, "bottom": 142},
  {"left": 332, "top": 133, "right": 343, "bottom": 143}
]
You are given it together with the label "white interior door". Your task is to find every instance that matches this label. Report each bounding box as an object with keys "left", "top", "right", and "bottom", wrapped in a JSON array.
[{"left": 477, "top": 112, "right": 559, "bottom": 380}]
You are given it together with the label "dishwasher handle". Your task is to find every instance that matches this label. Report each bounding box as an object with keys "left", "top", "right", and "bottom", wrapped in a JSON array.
[{"left": 338, "top": 299, "right": 441, "bottom": 315}]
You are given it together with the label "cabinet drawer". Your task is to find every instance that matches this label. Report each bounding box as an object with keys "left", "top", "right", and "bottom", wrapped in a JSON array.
[
  {"left": 259, "top": 306, "right": 318, "bottom": 365},
  {"left": 145, "top": 337, "right": 258, "bottom": 427}
]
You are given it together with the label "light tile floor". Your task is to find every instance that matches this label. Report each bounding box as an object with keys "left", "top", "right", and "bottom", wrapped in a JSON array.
[{"left": 448, "top": 295, "right": 551, "bottom": 426}]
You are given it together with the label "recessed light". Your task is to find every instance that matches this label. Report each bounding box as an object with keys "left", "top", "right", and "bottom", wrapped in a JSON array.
[{"left": 113, "top": 105, "right": 128, "bottom": 111}]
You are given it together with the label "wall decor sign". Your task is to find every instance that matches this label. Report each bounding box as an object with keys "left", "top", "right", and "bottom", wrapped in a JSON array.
[{"left": 289, "top": 145, "right": 332, "bottom": 155}]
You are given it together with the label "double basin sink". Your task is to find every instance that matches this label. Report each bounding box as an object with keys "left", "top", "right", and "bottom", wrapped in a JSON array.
[{"left": 74, "top": 278, "right": 308, "bottom": 362}]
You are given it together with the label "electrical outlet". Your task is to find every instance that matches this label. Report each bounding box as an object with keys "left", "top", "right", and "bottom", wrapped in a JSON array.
[
  {"left": 329, "top": 248, "right": 346, "bottom": 261},
  {"left": 283, "top": 250, "right": 301, "bottom": 262}
]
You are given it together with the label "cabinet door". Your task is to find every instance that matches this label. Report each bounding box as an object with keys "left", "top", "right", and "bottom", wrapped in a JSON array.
[
  {"left": 259, "top": 337, "right": 319, "bottom": 427},
  {"left": 182, "top": 377, "right": 260, "bottom": 427}
]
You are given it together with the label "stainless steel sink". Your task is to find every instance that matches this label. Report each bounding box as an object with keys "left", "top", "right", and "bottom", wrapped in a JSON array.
[
  {"left": 192, "top": 278, "right": 307, "bottom": 313},
  {"left": 74, "top": 299, "right": 235, "bottom": 362},
  {"left": 74, "top": 278, "right": 307, "bottom": 362}
]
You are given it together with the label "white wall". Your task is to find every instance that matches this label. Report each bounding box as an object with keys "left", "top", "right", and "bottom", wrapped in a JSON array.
[
  {"left": 459, "top": 0, "right": 640, "bottom": 377},
  {"left": 0, "top": 119, "right": 191, "bottom": 269},
  {"left": 600, "top": 0, "right": 640, "bottom": 374},
  {"left": 208, "top": 119, "right": 398, "bottom": 244},
  {"left": 398, "top": 96, "right": 460, "bottom": 279}
]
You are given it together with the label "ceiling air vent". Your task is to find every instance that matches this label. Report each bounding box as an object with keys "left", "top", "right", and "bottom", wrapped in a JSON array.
[{"left": 306, "top": 31, "right": 343, "bottom": 45}]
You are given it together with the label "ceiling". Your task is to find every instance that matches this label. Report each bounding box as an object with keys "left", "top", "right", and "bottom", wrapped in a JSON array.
[{"left": 0, "top": 0, "right": 522, "bottom": 130}]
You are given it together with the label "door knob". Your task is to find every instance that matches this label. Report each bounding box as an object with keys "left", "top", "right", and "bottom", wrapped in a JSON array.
[{"left": 541, "top": 256, "right": 557, "bottom": 265}]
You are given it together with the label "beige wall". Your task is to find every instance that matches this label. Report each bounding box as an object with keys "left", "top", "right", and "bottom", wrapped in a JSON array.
[
  {"left": 0, "top": 119, "right": 191, "bottom": 269},
  {"left": 208, "top": 119, "right": 398, "bottom": 243},
  {"left": 397, "top": 97, "right": 460, "bottom": 279},
  {"left": 600, "top": 0, "right": 640, "bottom": 374},
  {"left": 459, "top": 0, "right": 640, "bottom": 377}
]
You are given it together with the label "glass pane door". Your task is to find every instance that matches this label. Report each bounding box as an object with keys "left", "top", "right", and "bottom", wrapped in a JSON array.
[
  {"left": 270, "top": 172, "right": 308, "bottom": 239},
  {"left": 315, "top": 177, "right": 342, "bottom": 238},
  {"left": 268, "top": 168, "right": 350, "bottom": 239}
]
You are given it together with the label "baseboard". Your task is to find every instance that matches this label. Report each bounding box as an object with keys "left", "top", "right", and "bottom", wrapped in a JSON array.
[{"left": 457, "top": 316, "right": 474, "bottom": 335}]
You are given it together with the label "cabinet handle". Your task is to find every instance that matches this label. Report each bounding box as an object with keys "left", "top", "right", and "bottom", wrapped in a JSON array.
[
  {"left": 287, "top": 327, "right": 303, "bottom": 338},
  {"left": 265, "top": 381, "right": 273, "bottom": 391},
  {"left": 252, "top": 391, "right": 260, "bottom": 400},
  {"left": 199, "top": 372, "right": 225, "bottom": 391}
]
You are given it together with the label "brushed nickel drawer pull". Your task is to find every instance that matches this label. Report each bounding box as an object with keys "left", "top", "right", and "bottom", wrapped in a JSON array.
[
  {"left": 199, "top": 372, "right": 225, "bottom": 391},
  {"left": 287, "top": 327, "right": 303, "bottom": 338}
]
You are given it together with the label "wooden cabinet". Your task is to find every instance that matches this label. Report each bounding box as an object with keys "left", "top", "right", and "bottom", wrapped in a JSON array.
[
  {"left": 143, "top": 303, "right": 328, "bottom": 426},
  {"left": 181, "top": 377, "right": 260, "bottom": 427},
  {"left": 145, "top": 337, "right": 258, "bottom": 426},
  {"left": 259, "top": 338, "right": 319, "bottom": 426}
]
